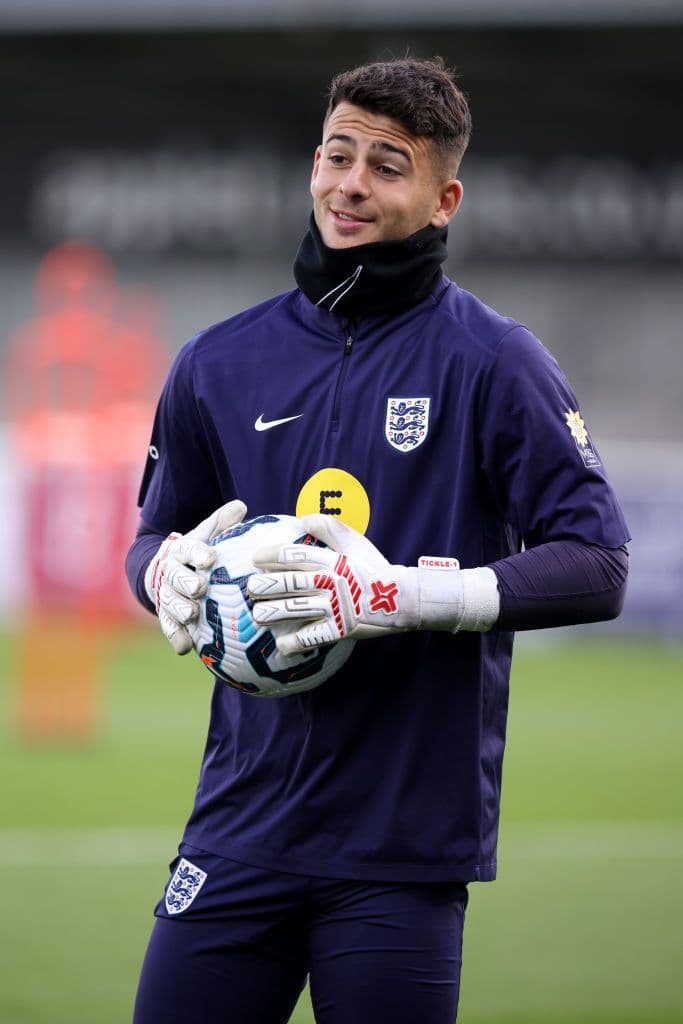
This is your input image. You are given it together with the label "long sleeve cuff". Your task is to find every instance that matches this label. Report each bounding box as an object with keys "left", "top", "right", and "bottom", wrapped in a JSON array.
[{"left": 125, "top": 520, "right": 167, "bottom": 613}]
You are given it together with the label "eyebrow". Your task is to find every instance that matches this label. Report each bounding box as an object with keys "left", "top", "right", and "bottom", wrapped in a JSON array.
[{"left": 325, "top": 133, "right": 412, "bottom": 163}]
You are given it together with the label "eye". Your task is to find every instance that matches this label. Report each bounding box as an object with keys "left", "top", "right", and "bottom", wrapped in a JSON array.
[
  {"left": 328, "top": 153, "right": 349, "bottom": 166},
  {"left": 376, "top": 165, "right": 400, "bottom": 178}
]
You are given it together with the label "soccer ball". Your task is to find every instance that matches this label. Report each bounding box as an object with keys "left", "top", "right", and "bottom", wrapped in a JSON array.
[{"left": 188, "top": 514, "right": 355, "bottom": 697}]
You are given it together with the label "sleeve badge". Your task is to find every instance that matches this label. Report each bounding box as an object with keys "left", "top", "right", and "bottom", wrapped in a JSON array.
[{"left": 564, "top": 409, "right": 601, "bottom": 468}]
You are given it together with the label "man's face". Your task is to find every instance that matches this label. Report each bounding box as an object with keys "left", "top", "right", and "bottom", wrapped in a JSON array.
[{"left": 311, "top": 102, "right": 462, "bottom": 249}]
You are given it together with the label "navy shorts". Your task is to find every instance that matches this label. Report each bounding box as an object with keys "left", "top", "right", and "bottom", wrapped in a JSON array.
[{"left": 133, "top": 844, "right": 468, "bottom": 1024}]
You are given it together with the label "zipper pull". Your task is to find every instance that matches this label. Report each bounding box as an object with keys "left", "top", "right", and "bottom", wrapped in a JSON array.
[{"left": 344, "top": 336, "right": 353, "bottom": 355}]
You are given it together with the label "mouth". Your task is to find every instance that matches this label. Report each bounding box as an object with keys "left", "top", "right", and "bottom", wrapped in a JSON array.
[{"left": 330, "top": 209, "right": 375, "bottom": 229}]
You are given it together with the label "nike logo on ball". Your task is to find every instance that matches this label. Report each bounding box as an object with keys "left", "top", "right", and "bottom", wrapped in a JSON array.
[{"left": 254, "top": 413, "right": 304, "bottom": 432}]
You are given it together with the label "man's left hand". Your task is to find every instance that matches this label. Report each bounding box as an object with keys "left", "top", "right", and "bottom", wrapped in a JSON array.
[{"left": 248, "top": 515, "right": 464, "bottom": 655}]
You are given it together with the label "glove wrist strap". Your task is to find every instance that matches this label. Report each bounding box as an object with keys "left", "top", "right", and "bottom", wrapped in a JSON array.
[
  {"left": 459, "top": 567, "right": 500, "bottom": 632},
  {"left": 143, "top": 560, "right": 156, "bottom": 608},
  {"left": 416, "top": 564, "right": 500, "bottom": 633},
  {"left": 144, "top": 532, "right": 181, "bottom": 610}
]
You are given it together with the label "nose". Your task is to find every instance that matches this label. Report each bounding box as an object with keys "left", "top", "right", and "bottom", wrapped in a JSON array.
[{"left": 340, "top": 163, "right": 371, "bottom": 200}]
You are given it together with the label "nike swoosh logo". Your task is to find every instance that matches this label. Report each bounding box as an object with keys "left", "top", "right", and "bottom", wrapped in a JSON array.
[{"left": 254, "top": 413, "right": 304, "bottom": 432}]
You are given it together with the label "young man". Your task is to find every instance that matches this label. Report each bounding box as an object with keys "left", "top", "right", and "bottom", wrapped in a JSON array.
[{"left": 127, "top": 58, "right": 629, "bottom": 1023}]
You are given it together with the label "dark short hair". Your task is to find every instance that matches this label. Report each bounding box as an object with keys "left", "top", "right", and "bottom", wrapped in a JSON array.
[{"left": 326, "top": 57, "right": 472, "bottom": 175}]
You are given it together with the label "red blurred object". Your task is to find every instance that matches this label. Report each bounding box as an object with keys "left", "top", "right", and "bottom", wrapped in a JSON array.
[{"left": 4, "top": 241, "right": 168, "bottom": 740}]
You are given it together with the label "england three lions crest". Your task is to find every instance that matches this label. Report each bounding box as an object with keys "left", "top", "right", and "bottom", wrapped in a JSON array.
[
  {"left": 164, "top": 857, "right": 207, "bottom": 915},
  {"left": 385, "top": 397, "right": 431, "bottom": 453}
]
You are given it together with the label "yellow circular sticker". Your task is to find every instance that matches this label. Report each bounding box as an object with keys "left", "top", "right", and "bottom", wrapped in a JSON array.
[{"left": 296, "top": 468, "right": 371, "bottom": 535}]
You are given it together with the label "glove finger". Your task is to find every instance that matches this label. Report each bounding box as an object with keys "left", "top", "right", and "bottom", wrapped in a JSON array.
[
  {"left": 249, "top": 569, "right": 330, "bottom": 599},
  {"left": 186, "top": 500, "right": 248, "bottom": 545},
  {"left": 300, "top": 514, "right": 391, "bottom": 568},
  {"left": 159, "top": 609, "right": 194, "bottom": 655},
  {"left": 252, "top": 595, "right": 329, "bottom": 625},
  {"left": 165, "top": 559, "right": 208, "bottom": 599},
  {"left": 275, "top": 619, "right": 342, "bottom": 655},
  {"left": 159, "top": 581, "right": 199, "bottom": 625},
  {"left": 172, "top": 536, "right": 216, "bottom": 570},
  {"left": 209, "top": 499, "right": 248, "bottom": 541},
  {"left": 252, "top": 543, "right": 335, "bottom": 572}
]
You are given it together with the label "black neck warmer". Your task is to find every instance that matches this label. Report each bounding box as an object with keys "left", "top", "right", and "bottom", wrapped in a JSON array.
[{"left": 293, "top": 214, "right": 449, "bottom": 319}]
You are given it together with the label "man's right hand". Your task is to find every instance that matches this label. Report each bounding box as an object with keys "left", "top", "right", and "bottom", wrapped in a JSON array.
[{"left": 144, "top": 500, "right": 247, "bottom": 654}]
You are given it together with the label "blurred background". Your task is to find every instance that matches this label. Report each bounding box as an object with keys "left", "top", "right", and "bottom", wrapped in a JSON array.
[{"left": 0, "top": 2, "right": 681, "bottom": 1022}]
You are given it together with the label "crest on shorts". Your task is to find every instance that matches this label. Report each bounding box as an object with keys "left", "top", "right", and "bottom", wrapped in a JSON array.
[
  {"left": 385, "top": 397, "right": 431, "bottom": 452},
  {"left": 565, "top": 409, "right": 601, "bottom": 468},
  {"left": 165, "top": 857, "right": 207, "bottom": 915}
]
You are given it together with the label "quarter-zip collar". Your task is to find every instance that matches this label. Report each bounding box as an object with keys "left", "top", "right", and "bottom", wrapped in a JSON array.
[
  {"left": 293, "top": 214, "right": 449, "bottom": 319},
  {"left": 294, "top": 275, "right": 451, "bottom": 341}
]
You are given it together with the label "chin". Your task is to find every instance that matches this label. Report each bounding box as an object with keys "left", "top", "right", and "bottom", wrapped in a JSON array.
[
  {"left": 325, "top": 234, "right": 370, "bottom": 250},
  {"left": 324, "top": 225, "right": 381, "bottom": 249}
]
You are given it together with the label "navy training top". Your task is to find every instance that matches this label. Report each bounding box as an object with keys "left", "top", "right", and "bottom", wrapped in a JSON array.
[{"left": 136, "top": 277, "right": 630, "bottom": 883}]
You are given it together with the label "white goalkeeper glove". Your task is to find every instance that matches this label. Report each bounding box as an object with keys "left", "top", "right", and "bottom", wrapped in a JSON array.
[
  {"left": 248, "top": 514, "right": 500, "bottom": 656},
  {"left": 144, "top": 500, "right": 247, "bottom": 654}
]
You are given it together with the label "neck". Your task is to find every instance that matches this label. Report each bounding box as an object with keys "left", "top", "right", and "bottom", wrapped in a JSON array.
[{"left": 293, "top": 215, "right": 449, "bottom": 319}]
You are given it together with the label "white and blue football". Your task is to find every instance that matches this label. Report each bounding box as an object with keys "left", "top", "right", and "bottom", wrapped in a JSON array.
[{"left": 188, "top": 514, "right": 355, "bottom": 697}]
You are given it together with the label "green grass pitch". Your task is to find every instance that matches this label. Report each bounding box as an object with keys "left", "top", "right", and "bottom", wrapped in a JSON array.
[{"left": 1, "top": 626, "right": 682, "bottom": 1024}]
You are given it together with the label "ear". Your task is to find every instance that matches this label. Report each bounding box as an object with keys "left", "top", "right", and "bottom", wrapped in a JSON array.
[
  {"left": 430, "top": 179, "right": 464, "bottom": 229},
  {"left": 310, "top": 145, "right": 323, "bottom": 196}
]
